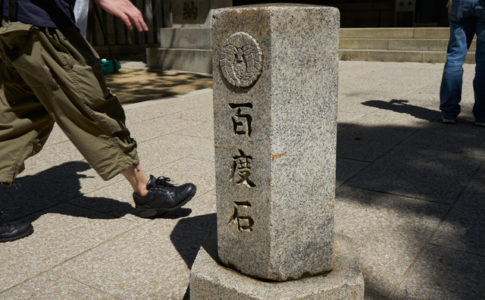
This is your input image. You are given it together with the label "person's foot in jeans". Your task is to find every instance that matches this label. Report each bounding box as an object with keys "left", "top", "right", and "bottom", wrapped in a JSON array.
[
  {"left": 133, "top": 175, "right": 196, "bottom": 218},
  {"left": 0, "top": 211, "right": 34, "bottom": 243}
]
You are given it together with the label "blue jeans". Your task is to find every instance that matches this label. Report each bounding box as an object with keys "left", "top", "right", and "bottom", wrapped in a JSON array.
[{"left": 440, "top": 0, "right": 485, "bottom": 122}]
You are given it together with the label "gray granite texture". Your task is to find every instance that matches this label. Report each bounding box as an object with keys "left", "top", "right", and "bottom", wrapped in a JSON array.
[
  {"left": 190, "top": 233, "right": 364, "bottom": 300},
  {"left": 212, "top": 6, "right": 340, "bottom": 281}
]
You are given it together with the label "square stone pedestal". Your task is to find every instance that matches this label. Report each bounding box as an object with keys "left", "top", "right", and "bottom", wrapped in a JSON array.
[{"left": 189, "top": 233, "right": 364, "bottom": 299}]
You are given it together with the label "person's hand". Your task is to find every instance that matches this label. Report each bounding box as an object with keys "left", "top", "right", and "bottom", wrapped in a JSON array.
[{"left": 96, "top": 0, "right": 148, "bottom": 31}]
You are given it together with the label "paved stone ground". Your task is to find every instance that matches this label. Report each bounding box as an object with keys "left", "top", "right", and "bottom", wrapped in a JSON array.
[
  {"left": 104, "top": 65, "right": 212, "bottom": 104},
  {"left": 0, "top": 61, "right": 484, "bottom": 299}
]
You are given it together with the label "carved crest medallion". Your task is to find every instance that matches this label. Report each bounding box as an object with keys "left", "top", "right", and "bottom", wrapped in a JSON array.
[{"left": 220, "top": 32, "right": 263, "bottom": 88}]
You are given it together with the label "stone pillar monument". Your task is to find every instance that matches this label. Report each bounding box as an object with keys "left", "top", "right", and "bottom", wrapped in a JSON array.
[{"left": 190, "top": 5, "right": 364, "bottom": 299}]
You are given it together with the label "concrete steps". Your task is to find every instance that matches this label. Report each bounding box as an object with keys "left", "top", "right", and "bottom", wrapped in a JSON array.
[
  {"left": 147, "top": 27, "right": 213, "bottom": 73},
  {"left": 340, "top": 39, "right": 476, "bottom": 52},
  {"left": 340, "top": 27, "right": 451, "bottom": 39},
  {"left": 339, "top": 28, "right": 476, "bottom": 64},
  {"left": 147, "top": 27, "right": 477, "bottom": 72}
]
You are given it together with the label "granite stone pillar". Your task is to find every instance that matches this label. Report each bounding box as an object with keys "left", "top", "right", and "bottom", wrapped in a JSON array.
[
  {"left": 213, "top": 5, "right": 339, "bottom": 282},
  {"left": 190, "top": 5, "right": 364, "bottom": 299}
]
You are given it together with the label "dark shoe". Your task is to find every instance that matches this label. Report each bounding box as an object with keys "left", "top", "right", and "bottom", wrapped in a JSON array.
[
  {"left": 0, "top": 211, "right": 34, "bottom": 243},
  {"left": 441, "top": 116, "right": 456, "bottom": 124},
  {"left": 133, "top": 176, "right": 197, "bottom": 218}
]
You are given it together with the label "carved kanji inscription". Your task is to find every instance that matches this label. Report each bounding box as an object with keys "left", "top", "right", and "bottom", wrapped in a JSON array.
[
  {"left": 230, "top": 149, "right": 256, "bottom": 188},
  {"left": 229, "top": 103, "right": 253, "bottom": 136},
  {"left": 228, "top": 201, "right": 254, "bottom": 232}
]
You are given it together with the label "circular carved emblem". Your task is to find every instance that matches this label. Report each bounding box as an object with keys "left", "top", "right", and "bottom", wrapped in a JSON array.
[{"left": 220, "top": 32, "right": 263, "bottom": 88}]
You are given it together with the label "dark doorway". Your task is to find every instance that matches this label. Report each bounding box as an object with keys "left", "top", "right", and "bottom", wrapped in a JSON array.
[
  {"left": 233, "top": 0, "right": 395, "bottom": 27},
  {"left": 232, "top": 0, "right": 449, "bottom": 27},
  {"left": 415, "top": 0, "right": 449, "bottom": 26}
]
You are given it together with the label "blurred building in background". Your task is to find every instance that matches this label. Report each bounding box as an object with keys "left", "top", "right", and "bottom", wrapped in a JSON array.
[{"left": 88, "top": 0, "right": 465, "bottom": 72}]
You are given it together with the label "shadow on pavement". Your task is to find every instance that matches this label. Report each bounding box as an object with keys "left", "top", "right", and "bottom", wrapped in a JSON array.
[
  {"left": 335, "top": 100, "right": 485, "bottom": 298},
  {"left": 170, "top": 213, "right": 217, "bottom": 269},
  {"left": 362, "top": 99, "right": 441, "bottom": 122},
  {"left": 105, "top": 69, "right": 213, "bottom": 104},
  {"left": 170, "top": 214, "right": 216, "bottom": 300},
  {"left": 0, "top": 162, "right": 135, "bottom": 223},
  {"left": 0, "top": 161, "right": 195, "bottom": 224}
]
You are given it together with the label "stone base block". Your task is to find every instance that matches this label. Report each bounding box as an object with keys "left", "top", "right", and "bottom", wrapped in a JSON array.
[{"left": 189, "top": 233, "right": 364, "bottom": 299}]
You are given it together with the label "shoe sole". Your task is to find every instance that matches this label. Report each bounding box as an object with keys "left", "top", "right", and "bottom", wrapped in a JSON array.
[
  {"left": 136, "top": 187, "right": 197, "bottom": 218},
  {"left": 0, "top": 224, "right": 34, "bottom": 243},
  {"left": 442, "top": 119, "right": 456, "bottom": 124}
]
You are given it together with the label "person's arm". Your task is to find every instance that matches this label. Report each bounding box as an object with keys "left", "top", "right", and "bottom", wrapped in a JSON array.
[{"left": 95, "top": 0, "right": 148, "bottom": 32}]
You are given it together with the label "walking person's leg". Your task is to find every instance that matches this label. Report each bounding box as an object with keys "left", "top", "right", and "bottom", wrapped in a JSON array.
[
  {"left": 472, "top": 1, "right": 485, "bottom": 124},
  {"left": 0, "top": 21, "right": 196, "bottom": 243},
  {"left": 0, "top": 55, "right": 55, "bottom": 185},
  {"left": 440, "top": 13, "right": 476, "bottom": 122},
  {"left": 0, "top": 31, "right": 54, "bottom": 241},
  {"left": 40, "top": 27, "right": 197, "bottom": 218}
]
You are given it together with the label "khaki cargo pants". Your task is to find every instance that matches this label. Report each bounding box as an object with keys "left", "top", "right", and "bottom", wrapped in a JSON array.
[{"left": 0, "top": 20, "right": 139, "bottom": 185}]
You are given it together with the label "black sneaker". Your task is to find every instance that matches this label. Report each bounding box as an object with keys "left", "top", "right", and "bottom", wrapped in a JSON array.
[
  {"left": 133, "top": 175, "right": 197, "bottom": 218},
  {"left": 0, "top": 211, "right": 34, "bottom": 243}
]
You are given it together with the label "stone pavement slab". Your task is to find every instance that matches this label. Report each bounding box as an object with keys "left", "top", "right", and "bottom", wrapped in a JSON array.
[
  {"left": 164, "top": 103, "right": 214, "bottom": 123},
  {"left": 347, "top": 146, "right": 484, "bottom": 203},
  {"left": 335, "top": 186, "right": 449, "bottom": 299},
  {"left": 0, "top": 203, "right": 136, "bottom": 292},
  {"left": 127, "top": 116, "right": 203, "bottom": 143},
  {"left": 122, "top": 90, "right": 210, "bottom": 125},
  {"left": 402, "top": 122, "right": 485, "bottom": 158},
  {"left": 160, "top": 135, "right": 215, "bottom": 162},
  {"left": 337, "top": 123, "right": 418, "bottom": 162},
  {"left": 0, "top": 271, "right": 116, "bottom": 300},
  {"left": 53, "top": 219, "right": 194, "bottom": 300},
  {"left": 53, "top": 193, "right": 217, "bottom": 300},
  {"left": 430, "top": 165, "right": 485, "bottom": 255},
  {"left": 336, "top": 158, "right": 370, "bottom": 188},
  {"left": 172, "top": 121, "right": 215, "bottom": 140},
  {"left": 393, "top": 245, "right": 485, "bottom": 299},
  {"left": 104, "top": 69, "right": 212, "bottom": 105}
]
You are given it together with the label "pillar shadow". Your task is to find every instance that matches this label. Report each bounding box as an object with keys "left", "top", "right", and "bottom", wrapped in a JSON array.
[
  {"left": 170, "top": 213, "right": 217, "bottom": 269},
  {"left": 170, "top": 213, "right": 216, "bottom": 300}
]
